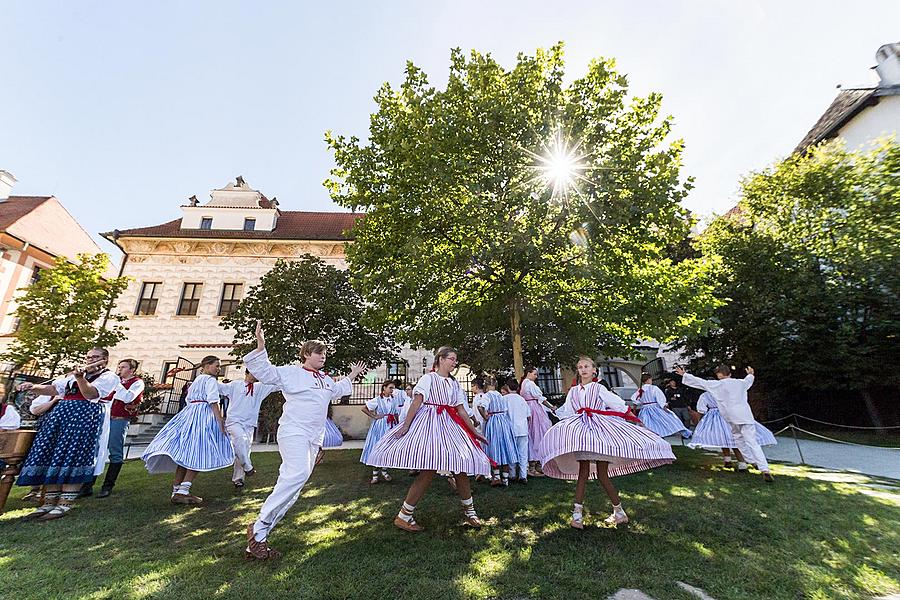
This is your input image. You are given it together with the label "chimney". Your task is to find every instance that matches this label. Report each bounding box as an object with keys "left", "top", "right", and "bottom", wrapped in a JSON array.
[
  {"left": 875, "top": 43, "right": 900, "bottom": 87},
  {"left": 0, "top": 170, "right": 16, "bottom": 201}
]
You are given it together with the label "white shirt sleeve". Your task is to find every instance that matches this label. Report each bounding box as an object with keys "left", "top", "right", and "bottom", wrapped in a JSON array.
[
  {"left": 526, "top": 380, "right": 546, "bottom": 403},
  {"left": 681, "top": 373, "right": 713, "bottom": 392},
  {"left": 203, "top": 376, "right": 222, "bottom": 403},
  {"left": 91, "top": 372, "right": 121, "bottom": 400},
  {"left": 330, "top": 376, "right": 352, "bottom": 401},
  {"left": 114, "top": 378, "right": 145, "bottom": 403},
  {"left": 600, "top": 388, "right": 628, "bottom": 412},
  {"left": 243, "top": 349, "right": 285, "bottom": 390},
  {"left": 217, "top": 382, "right": 233, "bottom": 398},
  {"left": 0, "top": 405, "right": 21, "bottom": 430},
  {"left": 364, "top": 397, "right": 379, "bottom": 411},
  {"left": 454, "top": 383, "right": 466, "bottom": 407},
  {"left": 654, "top": 386, "right": 667, "bottom": 408},
  {"left": 556, "top": 387, "right": 577, "bottom": 418},
  {"left": 412, "top": 373, "right": 433, "bottom": 403},
  {"left": 743, "top": 374, "right": 755, "bottom": 391},
  {"left": 29, "top": 395, "right": 53, "bottom": 414},
  {"left": 52, "top": 376, "right": 71, "bottom": 396}
]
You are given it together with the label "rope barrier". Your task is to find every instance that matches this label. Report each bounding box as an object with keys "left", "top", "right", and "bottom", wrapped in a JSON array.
[
  {"left": 759, "top": 413, "right": 900, "bottom": 429},
  {"left": 774, "top": 425, "right": 900, "bottom": 450}
]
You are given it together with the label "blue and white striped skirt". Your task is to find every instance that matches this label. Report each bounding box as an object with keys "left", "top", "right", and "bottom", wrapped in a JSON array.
[
  {"left": 482, "top": 413, "right": 518, "bottom": 467},
  {"left": 540, "top": 412, "right": 675, "bottom": 479},
  {"left": 141, "top": 402, "right": 234, "bottom": 473},
  {"left": 17, "top": 400, "right": 103, "bottom": 486},
  {"left": 365, "top": 405, "right": 491, "bottom": 476},
  {"left": 360, "top": 417, "right": 392, "bottom": 464},
  {"left": 688, "top": 409, "right": 778, "bottom": 449},
  {"left": 323, "top": 418, "right": 343, "bottom": 448},
  {"left": 637, "top": 404, "right": 692, "bottom": 438}
]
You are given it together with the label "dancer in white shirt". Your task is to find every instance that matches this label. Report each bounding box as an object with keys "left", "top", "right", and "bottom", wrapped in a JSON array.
[
  {"left": 243, "top": 320, "right": 365, "bottom": 559},
  {"left": 676, "top": 365, "right": 773, "bottom": 482},
  {"left": 218, "top": 371, "right": 276, "bottom": 488}
]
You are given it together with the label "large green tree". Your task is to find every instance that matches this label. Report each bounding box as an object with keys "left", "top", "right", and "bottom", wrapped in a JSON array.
[
  {"left": 326, "top": 44, "right": 718, "bottom": 374},
  {"left": 1, "top": 253, "right": 129, "bottom": 376},
  {"left": 221, "top": 255, "right": 396, "bottom": 371},
  {"left": 679, "top": 140, "right": 900, "bottom": 422}
]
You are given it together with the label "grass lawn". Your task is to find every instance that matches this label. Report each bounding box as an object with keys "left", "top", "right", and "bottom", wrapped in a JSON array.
[{"left": 1, "top": 448, "right": 898, "bottom": 600}]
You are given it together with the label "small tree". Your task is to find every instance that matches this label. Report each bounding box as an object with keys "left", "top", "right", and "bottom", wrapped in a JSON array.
[
  {"left": 1, "top": 253, "right": 129, "bottom": 376},
  {"left": 221, "top": 255, "right": 397, "bottom": 371}
]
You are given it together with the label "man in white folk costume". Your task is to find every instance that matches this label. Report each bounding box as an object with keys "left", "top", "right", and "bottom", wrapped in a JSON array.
[
  {"left": 675, "top": 364, "right": 774, "bottom": 482},
  {"left": 218, "top": 370, "right": 275, "bottom": 488},
  {"left": 242, "top": 320, "right": 366, "bottom": 560}
]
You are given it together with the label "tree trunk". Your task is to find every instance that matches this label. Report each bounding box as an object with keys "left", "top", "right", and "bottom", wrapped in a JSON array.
[
  {"left": 860, "top": 388, "right": 885, "bottom": 430},
  {"left": 509, "top": 299, "right": 524, "bottom": 380}
]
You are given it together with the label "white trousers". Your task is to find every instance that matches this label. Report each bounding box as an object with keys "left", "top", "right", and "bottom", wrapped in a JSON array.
[
  {"left": 513, "top": 435, "right": 529, "bottom": 479},
  {"left": 730, "top": 422, "right": 770, "bottom": 472},
  {"left": 227, "top": 422, "right": 255, "bottom": 482},
  {"left": 252, "top": 432, "right": 319, "bottom": 541}
]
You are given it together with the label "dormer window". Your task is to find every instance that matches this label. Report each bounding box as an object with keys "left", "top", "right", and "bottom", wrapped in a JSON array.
[
  {"left": 200, "top": 217, "right": 213, "bottom": 230},
  {"left": 243, "top": 218, "right": 256, "bottom": 231}
]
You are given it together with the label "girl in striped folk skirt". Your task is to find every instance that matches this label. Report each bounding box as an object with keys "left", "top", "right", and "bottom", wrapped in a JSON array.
[
  {"left": 475, "top": 378, "right": 517, "bottom": 487},
  {"left": 360, "top": 381, "right": 401, "bottom": 483},
  {"left": 689, "top": 391, "right": 776, "bottom": 469},
  {"left": 540, "top": 356, "right": 675, "bottom": 529},
  {"left": 141, "top": 356, "right": 234, "bottom": 505},
  {"left": 521, "top": 366, "right": 556, "bottom": 476},
  {"left": 366, "top": 347, "right": 491, "bottom": 532}
]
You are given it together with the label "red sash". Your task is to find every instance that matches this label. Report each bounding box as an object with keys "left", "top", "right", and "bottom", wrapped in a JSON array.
[
  {"left": 576, "top": 406, "right": 643, "bottom": 425},
  {"left": 386, "top": 414, "right": 399, "bottom": 427}
]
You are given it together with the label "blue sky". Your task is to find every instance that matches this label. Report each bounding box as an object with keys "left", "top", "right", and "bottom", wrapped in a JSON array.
[{"left": 3, "top": 1, "right": 897, "bottom": 256}]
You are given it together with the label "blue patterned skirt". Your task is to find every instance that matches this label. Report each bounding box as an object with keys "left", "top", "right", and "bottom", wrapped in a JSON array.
[
  {"left": 17, "top": 400, "right": 103, "bottom": 486},
  {"left": 482, "top": 413, "right": 518, "bottom": 467},
  {"left": 360, "top": 417, "right": 393, "bottom": 464},
  {"left": 141, "top": 402, "right": 234, "bottom": 473},
  {"left": 323, "top": 418, "right": 343, "bottom": 448},
  {"left": 637, "top": 404, "right": 692, "bottom": 438}
]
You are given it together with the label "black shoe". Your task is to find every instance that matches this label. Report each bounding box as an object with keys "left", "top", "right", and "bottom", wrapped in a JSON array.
[
  {"left": 518, "top": 478, "right": 528, "bottom": 485},
  {"left": 97, "top": 487, "right": 113, "bottom": 498},
  {"left": 99, "top": 463, "right": 123, "bottom": 497},
  {"left": 77, "top": 482, "right": 94, "bottom": 498}
]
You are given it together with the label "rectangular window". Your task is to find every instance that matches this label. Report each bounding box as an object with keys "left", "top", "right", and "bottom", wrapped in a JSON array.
[
  {"left": 387, "top": 360, "right": 407, "bottom": 380},
  {"left": 162, "top": 361, "right": 178, "bottom": 384},
  {"left": 135, "top": 282, "right": 162, "bottom": 315},
  {"left": 29, "top": 266, "right": 42, "bottom": 286},
  {"left": 177, "top": 282, "right": 202, "bottom": 316},
  {"left": 218, "top": 283, "right": 243, "bottom": 316},
  {"left": 200, "top": 217, "right": 213, "bottom": 230},
  {"left": 601, "top": 365, "right": 622, "bottom": 388},
  {"left": 243, "top": 218, "right": 256, "bottom": 231}
]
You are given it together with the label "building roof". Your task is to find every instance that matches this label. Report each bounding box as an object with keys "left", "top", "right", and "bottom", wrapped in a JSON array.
[
  {"left": 0, "top": 196, "right": 53, "bottom": 231},
  {"left": 794, "top": 87, "right": 882, "bottom": 154},
  {"left": 104, "top": 210, "right": 363, "bottom": 242}
]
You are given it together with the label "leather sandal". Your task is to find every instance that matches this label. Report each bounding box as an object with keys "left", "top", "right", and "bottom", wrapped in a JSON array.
[{"left": 393, "top": 516, "right": 424, "bottom": 532}]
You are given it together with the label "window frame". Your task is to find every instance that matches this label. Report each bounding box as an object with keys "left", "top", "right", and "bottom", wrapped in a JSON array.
[
  {"left": 243, "top": 218, "right": 256, "bottom": 231},
  {"left": 199, "top": 217, "right": 213, "bottom": 230},
  {"left": 135, "top": 281, "right": 162, "bottom": 316},
  {"left": 177, "top": 282, "right": 203, "bottom": 316},
  {"left": 218, "top": 282, "right": 243, "bottom": 316}
]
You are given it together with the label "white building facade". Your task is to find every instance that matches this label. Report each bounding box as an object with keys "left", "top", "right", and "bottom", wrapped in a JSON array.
[{"left": 105, "top": 177, "right": 433, "bottom": 390}]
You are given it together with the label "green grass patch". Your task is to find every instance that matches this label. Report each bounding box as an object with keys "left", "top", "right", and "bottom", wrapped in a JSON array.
[{"left": 1, "top": 448, "right": 898, "bottom": 600}]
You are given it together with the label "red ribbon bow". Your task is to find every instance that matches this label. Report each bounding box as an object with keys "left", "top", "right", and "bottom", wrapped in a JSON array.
[
  {"left": 386, "top": 414, "right": 399, "bottom": 427},
  {"left": 246, "top": 382, "right": 254, "bottom": 395},
  {"left": 432, "top": 404, "right": 496, "bottom": 468}
]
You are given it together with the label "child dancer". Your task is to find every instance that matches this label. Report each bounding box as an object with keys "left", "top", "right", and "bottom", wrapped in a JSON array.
[
  {"left": 361, "top": 381, "right": 401, "bottom": 483},
  {"left": 366, "top": 347, "right": 490, "bottom": 532},
  {"left": 476, "top": 378, "right": 516, "bottom": 487},
  {"left": 676, "top": 365, "right": 774, "bottom": 482},
  {"left": 15, "top": 348, "right": 118, "bottom": 520},
  {"left": 243, "top": 321, "right": 365, "bottom": 559},
  {"left": 142, "top": 356, "right": 234, "bottom": 504},
  {"left": 323, "top": 404, "right": 344, "bottom": 448},
  {"left": 541, "top": 357, "right": 675, "bottom": 529},
  {"left": 630, "top": 373, "right": 692, "bottom": 439},
  {"left": 218, "top": 371, "right": 275, "bottom": 488},
  {"left": 503, "top": 378, "right": 532, "bottom": 484},
  {"left": 521, "top": 366, "right": 555, "bottom": 476}
]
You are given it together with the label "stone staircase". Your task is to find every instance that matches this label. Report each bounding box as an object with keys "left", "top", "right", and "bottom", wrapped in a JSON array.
[{"left": 127, "top": 414, "right": 175, "bottom": 445}]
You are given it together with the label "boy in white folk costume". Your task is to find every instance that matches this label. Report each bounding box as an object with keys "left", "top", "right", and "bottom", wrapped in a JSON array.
[
  {"left": 218, "top": 370, "right": 276, "bottom": 488},
  {"left": 243, "top": 320, "right": 366, "bottom": 560},
  {"left": 502, "top": 378, "right": 532, "bottom": 484},
  {"left": 675, "top": 364, "right": 774, "bottom": 483},
  {"left": 95, "top": 359, "right": 145, "bottom": 498}
]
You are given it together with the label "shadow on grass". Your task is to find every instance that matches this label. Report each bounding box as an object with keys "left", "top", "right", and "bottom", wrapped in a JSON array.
[{"left": 0, "top": 449, "right": 897, "bottom": 600}]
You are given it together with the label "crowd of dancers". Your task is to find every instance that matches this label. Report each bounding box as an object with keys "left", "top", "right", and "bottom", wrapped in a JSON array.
[{"left": 3, "top": 319, "right": 777, "bottom": 561}]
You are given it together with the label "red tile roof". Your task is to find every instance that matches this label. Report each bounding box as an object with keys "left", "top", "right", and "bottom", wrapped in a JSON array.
[
  {"left": 0, "top": 196, "right": 53, "bottom": 231},
  {"left": 105, "top": 210, "right": 364, "bottom": 242}
]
